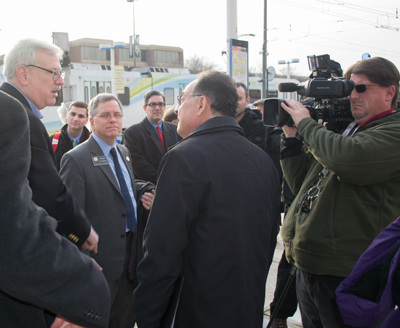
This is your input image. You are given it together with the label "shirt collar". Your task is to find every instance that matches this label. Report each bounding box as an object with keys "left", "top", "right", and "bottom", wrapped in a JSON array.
[
  {"left": 67, "top": 128, "right": 83, "bottom": 143},
  {"left": 5, "top": 81, "right": 43, "bottom": 119},
  {"left": 359, "top": 109, "right": 394, "bottom": 128},
  {"left": 92, "top": 133, "right": 116, "bottom": 155},
  {"left": 147, "top": 118, "right": 163, "bottom": 133}
]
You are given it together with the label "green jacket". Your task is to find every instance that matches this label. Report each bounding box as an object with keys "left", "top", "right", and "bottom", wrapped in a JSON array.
[{"left": 281, "top": 111, "right": 400, "bottom": 277}]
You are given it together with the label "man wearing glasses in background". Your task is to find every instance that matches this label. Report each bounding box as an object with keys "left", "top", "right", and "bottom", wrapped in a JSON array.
[
  {"left": 124, "top": 90, "right": 180, "bottom": 184},
  {"left": 279, "top": 57, "right": 400, "bottom": 328}
]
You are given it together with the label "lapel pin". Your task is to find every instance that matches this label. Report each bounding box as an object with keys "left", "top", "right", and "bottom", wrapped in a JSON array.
[{"left": 126, "top": 156, "right": 130, "bottom": 161}]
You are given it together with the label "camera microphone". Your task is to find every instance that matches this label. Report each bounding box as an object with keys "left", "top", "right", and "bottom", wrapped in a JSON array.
[{"left": 278, "top": 83, "right": 298, "bottom": 93}]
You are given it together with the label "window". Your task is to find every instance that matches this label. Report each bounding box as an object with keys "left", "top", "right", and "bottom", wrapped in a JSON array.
[
  {"left": 154, "top": 51, "right": 179, "bottom": 64},
  {"left": 81, "top": 46, "right": 109, "bottom": 61},
  {"left": 141, "top": 50, "right": 147, "bottom": 62},
  {"left": 164, "top": 88, "right": 174, "bottom": 105},
  {"left": 249, "top": 89, "right": 261, "bottom": 103},
  {"left": 84, "top": 86, "right": 89, "bottom": 103},
  {"left": 118, "top": 87, "right": 130, "bottom": 106}
]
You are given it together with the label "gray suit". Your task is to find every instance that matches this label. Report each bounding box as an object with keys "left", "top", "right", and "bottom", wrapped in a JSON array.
[
  {"left": 60, "top": 136, "right": 137, "bottom": 327},
  {"left": 0, "top": 90, "right": 110, "bottom": 327}
]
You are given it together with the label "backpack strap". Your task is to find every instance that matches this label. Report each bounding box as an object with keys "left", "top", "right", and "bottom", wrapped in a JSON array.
[{"left": 52, "top": 132, "right": 61, "bottom": 152}]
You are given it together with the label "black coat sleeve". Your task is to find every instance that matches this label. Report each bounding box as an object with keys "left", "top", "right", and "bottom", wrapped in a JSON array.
[
  {"left": 27, "top": 110, "right": 91, "bottom": 247},
  {"left": 0, "top": 90, "right": 110, "bottom": 328}
]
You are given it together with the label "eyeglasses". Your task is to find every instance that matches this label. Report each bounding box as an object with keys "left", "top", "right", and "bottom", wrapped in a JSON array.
[
  {"left": 177, "top": 94, "right": 202, "bottom": 106},
  {"left": 354, "top": 84, "right": 380, "bottom": 93},
  {"left": 26, "top": 65, "right": 65, "bottom": 81},
  {"left": 146, "top": 102, "right": 165, "bottom": 108},
  {"left": 95, "top": 113, "right": 124, "bottom": 119}
]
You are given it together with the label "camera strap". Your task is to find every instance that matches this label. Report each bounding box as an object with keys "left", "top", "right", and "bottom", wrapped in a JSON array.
[
  {"left": 342, "top": 121, "right": 359, "bottom": 137},
  {"left": 301, "top": 120, "right": 358, "bottom": 213}
]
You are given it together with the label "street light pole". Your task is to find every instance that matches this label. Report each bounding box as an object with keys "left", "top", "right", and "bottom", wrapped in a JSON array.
[
  {"left": 127, "top": 0, "right": 137, "bottom": 67},
  {"left": 262, "top": 0, "right": 267, "bottom": 98}
]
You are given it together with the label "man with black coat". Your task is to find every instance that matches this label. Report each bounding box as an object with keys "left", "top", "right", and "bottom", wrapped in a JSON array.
[
  {"left": 235, "top": 82, "right": 266, "bottom": 149},
  {"left": 0, "top": 39, "right": 98, "bottom": 252},
  {"left": 133, "top": 71, "right": 280, "bottom": 328},
  {"left": 50, "top": 101, "right": 90, "bottom": 171},
  {"left": 124, "top": 90, "right": 180, "bottom": 184}
]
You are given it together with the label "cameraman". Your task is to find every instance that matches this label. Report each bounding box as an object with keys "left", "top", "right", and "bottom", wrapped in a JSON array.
[{"left": 280, "top": 57, "right": 400, "bottom": 328}]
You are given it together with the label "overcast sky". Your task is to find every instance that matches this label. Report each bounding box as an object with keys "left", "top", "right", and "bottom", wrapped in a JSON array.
[{"left": 1, "top": 0, "right": 399, "bottom": 77}]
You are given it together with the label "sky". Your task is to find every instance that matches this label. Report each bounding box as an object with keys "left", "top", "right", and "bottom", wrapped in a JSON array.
[{"left": 1, "top": 0, "right": 400, "bottom": 77}]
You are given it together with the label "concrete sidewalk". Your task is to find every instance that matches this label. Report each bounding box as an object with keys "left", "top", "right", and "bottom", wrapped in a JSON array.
[{"left": 263, "top": 232, "right": 303, "bottom": 328}]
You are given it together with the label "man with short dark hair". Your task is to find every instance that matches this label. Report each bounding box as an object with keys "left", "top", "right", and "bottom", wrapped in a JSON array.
[
  {"left": 163, "top": 107, "right": 178, "bottom": 125},
  {"left": 124, "top": 90, "right": 180, "bottom": 184},
  {"left": 50, "top": 101, "right": 90, "bottom": 171},
  {"left": 133, "top": 71, "right": 280, "bottom": 328},
  {"left": 60, "top": 93, "right": 154, "bottom": 328},
  {"left": 0, "top": 38, "right": 98, "bottom": 253},
  {"left": 280, "top": 57, "right": 400, "bottom": 328},
  {"left": 235, "top": 82, "right": 266, "bottom": 149}
]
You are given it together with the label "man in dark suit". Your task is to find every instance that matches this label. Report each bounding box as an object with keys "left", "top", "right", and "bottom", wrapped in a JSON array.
[
  {"left": 60, "top": 93, "right": 154, "bottom": 328},
  {"left": 133, "top": 71, "right": 280, "bottom": 328},
  {"left": 0, "top": 89, "right": 110, "bottom": 328},
  {"left": 124, "top": 90, "right": 180, "bottom": 184},
  {"left": 0, "top": 38, "right": 98, "bottom": 252}
]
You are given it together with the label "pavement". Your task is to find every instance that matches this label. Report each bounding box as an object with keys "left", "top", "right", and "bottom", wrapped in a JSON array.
[{"left": 263, "top": 230, "right": 303, "bottom": 328}]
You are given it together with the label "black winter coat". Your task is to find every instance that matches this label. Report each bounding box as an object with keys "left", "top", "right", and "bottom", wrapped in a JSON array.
[
  {"left": 133, "top": 116, "right": 280, "bottom": 328},
  {"left": 50, "top": 124, "right": 91, "bottom": 171}
]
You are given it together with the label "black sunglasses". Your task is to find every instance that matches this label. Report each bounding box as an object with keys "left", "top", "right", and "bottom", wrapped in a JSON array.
[{"left": 354, "top": 84, "right": 379, "bottom": 93}]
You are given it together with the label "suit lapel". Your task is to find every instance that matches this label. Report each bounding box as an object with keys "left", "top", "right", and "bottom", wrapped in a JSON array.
[
  {"left": 162, "top": 122, "right": 174, "bottom": 149},
  {"left": 117, "top": 144, "right": 137, "bottom": 199},
  {"left": 88, "top": 138, "right": 122, "bottom": 196},
  {"left": 143, "top": 118, "right": 165, "bottom": 156}
]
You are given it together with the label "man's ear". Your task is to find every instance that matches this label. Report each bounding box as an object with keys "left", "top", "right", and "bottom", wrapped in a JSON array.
[
  {"left": 197, "top": 96, "right": 208, "bottom": 116},
  {"left": 16, "top": 65, "right": 29, "bottom": 86},
  {"left": 386, "top": 85, "right": 396, "bottom": 104}
]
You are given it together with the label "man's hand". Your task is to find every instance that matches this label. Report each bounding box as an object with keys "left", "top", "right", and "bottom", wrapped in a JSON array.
[
  {"left": 282, "top": 125, "right": 298, "bottom": 138},
  {"left": 51, "top": 316, "right": 86, "bottom": 328},
  {"left": 281, "top": 99, "right": 311, "bottom": 127},
  {"left": 81, "top": 228, "right": 99, "bottom": 255},
  {"left": 141, "top": 189, "right": 155, "bottom": 211}
]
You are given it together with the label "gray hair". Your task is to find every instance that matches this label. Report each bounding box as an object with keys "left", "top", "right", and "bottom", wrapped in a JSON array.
[
  {"left": 88, "top": 93, "right": 123, "bottom": 118},
  {"left": 4, "top": 38, "right": 63, "bottom": 80}
]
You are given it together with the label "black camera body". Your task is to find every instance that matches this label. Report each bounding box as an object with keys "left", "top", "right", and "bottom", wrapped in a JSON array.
[{"left": 263, "top": 54, "right": 355, "bottom": 133}]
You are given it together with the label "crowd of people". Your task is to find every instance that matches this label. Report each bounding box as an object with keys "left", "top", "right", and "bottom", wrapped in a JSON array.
[{"left": 1, "top": 37, "right": 400, "bottom": 328}]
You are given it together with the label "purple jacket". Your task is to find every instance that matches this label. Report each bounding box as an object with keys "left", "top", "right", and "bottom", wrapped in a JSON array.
[{"left": 336, "top": 216, "right": 400, "bottom": 327}]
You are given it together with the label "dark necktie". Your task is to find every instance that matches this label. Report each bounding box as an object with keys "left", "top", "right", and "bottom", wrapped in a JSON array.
[
  {"left": 157, "top": 125, "right": 166, "bottom": 153},
  {"left": 110, "top": 147, "right": 136, "bottom": 232}
]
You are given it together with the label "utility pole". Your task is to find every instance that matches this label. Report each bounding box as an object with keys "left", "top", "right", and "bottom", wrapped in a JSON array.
[{"left": 262, "top": 0, "right": 267, "bottom": 98}]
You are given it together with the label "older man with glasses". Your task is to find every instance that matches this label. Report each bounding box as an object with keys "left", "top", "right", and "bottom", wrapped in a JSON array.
[
  {"left": 277, "top": 57, "right": 400, "bottom": 328},
  {"left": 0, "top": 39, "right": 99, "bottom": 252},
  {"left": 0, "top": 38, "right": 109, "bottom": 327},
  {"left": 124, "top": 89, "right": 181, "bottom": 184}
]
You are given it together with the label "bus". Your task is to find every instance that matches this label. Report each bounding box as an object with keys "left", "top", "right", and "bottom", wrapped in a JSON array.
[{"left": 0, "top": 64, "right": 298, "bottom": 133}]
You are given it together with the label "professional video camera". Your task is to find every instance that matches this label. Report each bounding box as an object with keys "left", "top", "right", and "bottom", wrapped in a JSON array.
[{"left": 264, "top": 54, "right": 355, "bottom": 133}]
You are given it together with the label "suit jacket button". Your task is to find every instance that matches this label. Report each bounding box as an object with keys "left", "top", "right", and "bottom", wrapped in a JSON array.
[
  {"left": 122, "top": 213, "right": 126, "bottom": 217},
  {"left": 121, "top": 234, "right": 125, "bottom": 238}
]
